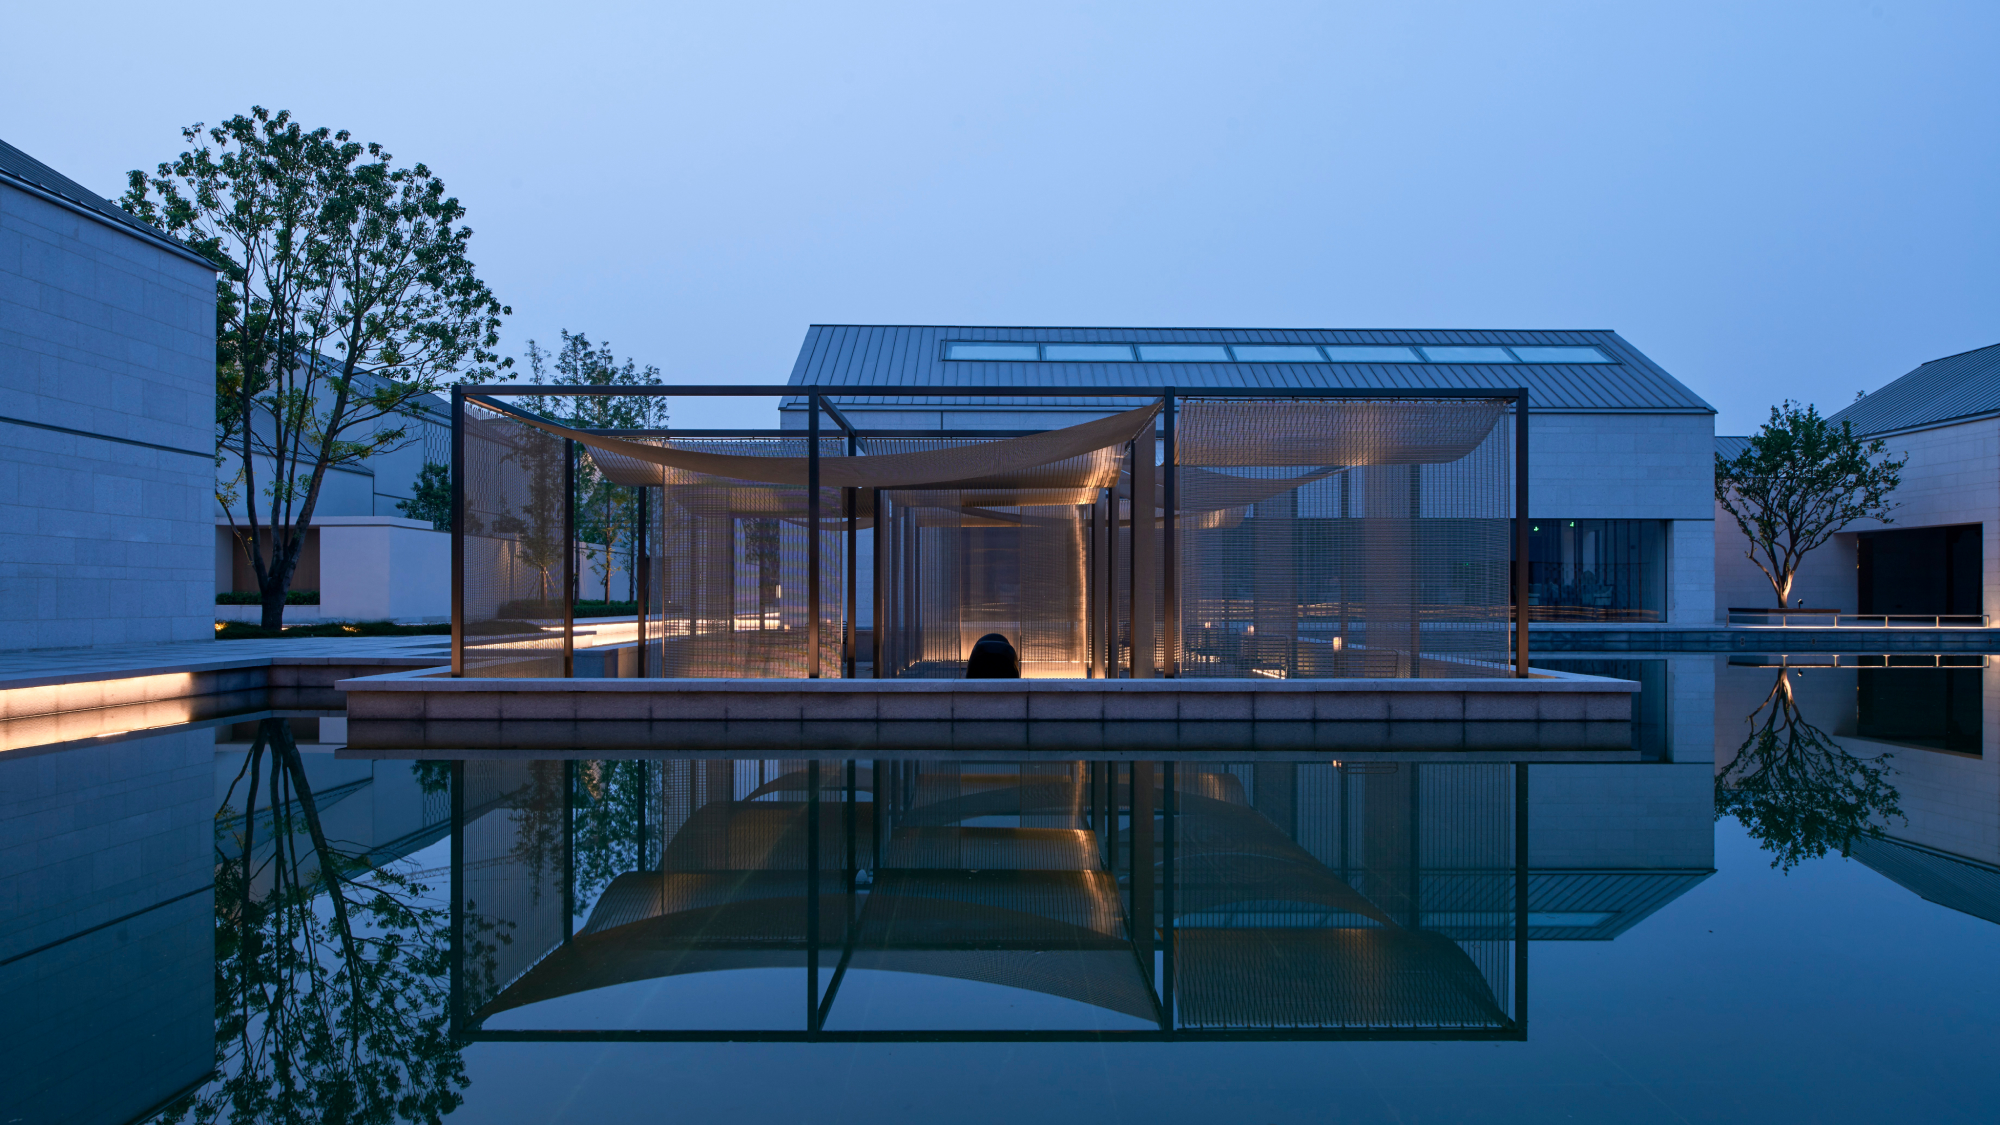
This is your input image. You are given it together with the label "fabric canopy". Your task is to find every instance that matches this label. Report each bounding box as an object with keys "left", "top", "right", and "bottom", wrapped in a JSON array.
[{"left": 473, "top": 398, "right": 1161, "bottom": 491}]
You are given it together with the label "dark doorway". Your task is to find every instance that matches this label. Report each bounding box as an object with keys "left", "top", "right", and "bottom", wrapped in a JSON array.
[
  {"left": 1856, "top": 667, "right": 1982, "bottom": 754},
  {"left": 1857, "top": 524, "right": 1982, "bottom": 615}
]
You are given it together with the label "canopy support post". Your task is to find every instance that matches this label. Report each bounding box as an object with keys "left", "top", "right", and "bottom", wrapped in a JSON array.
[
  {"left": 1514, "top": 389, "right": 1531, "bottom": 678},
  {"left": 1162, "top": 391, "right": 1178, "bottom": 678},
  {"left": 1130, "top": 438, "right": 1156, "bottom": 679},
  {"left": 843, "top": 485, "right": 856, "bottom": 679},
  {"left": 563, "top": 438, "right": 575, "bottom": 678},
  {"left": 809, "top": 395, "right": 822, "bottom": 679},
  {"left": 872, "top": 489, "right": 885, "bottom": 677},
  {"left": 449, "top": 386, "right": 464, "bottom": 677}
]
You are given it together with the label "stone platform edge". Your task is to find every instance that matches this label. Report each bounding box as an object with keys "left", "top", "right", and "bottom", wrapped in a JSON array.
[{"left": 337, "top": 667, "right": 1635, "bottom": 724}]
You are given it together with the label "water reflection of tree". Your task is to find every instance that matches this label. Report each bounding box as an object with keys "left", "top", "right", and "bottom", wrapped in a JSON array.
[
  {"left": 1717, "top": 670, "right": 1904, "bottom": 871},
  {"left": 162, "top": 719, "right": 465, "bottom": 1124}
]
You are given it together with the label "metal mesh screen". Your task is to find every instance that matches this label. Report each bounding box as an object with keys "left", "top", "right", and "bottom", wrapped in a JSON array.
[
  {"left": 1172, "top": 760, "right": 1517, "bottom": 1029},
  {"left": 870, "top": 437, "right": 1100, "bottom": 679},
  {"left": 639, "top": 437, "right": 848, "bottom": 678},
  {"left": 460, "top": 761, "right": 568, "bottom": 1014},
  {"left": 461, "top": 402, "right": 571, "bottom": 676},
  {"left": 1176, "top": 398, "right": 1513, "bottom": 679}
]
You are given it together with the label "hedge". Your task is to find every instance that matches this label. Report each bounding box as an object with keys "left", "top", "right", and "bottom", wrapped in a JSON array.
[{"left": 216, "top": 590, "right": 319, "bottom": 605}]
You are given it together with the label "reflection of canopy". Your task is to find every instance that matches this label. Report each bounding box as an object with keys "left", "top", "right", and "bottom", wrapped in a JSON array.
[
  {"left": 475, "top": 398, "right": 1161, "bottom": 490},
  {"left": 479, "top": 765, "right": 1511, "bottom": 1032}
]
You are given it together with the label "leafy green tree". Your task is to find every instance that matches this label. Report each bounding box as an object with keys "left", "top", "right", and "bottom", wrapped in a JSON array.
[
  {"left": 123, "top": 108, "right": 509, "bottom": 629},
  {"left": 396, "top": 461, "right": 452, "bottom": 531},
  {"left": 1717, "top": 670, "right": 1904, "bottom": 871},
  {"left": 1715, "top": 400, "right": 1906, "bottom": 608},
  {"left": 519, "top": 331, "right": 665, "bottom": 605}
]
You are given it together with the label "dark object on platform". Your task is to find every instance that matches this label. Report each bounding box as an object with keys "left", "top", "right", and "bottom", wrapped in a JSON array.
[{"left": 966, "top": 633, "right": 1022, "bottom": 678}]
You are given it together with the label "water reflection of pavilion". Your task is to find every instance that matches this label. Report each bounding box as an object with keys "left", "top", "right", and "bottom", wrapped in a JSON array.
[{"left": 455, "top": 758, "right": 1712, "bottom": 1040}]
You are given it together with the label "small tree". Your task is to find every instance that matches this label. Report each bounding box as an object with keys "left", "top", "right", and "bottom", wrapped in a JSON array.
[
  {"left": 396, "top": 461, "right": 452, "bottom": 530},
  {"left": 1715, "top": 400, "right": 1906, "bottom": 608},
  {"left": 519, "top": 331, "right": 665, "bottom": 604},
  {"left": 124, "top": 108, "right": 509, "bottom": 629}
]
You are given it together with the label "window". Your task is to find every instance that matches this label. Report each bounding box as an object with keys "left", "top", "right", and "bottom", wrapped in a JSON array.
[
  {"left": 945, "top": 342, "right": 1038, "bottom": 361},
  {"left": 1230, "top": 345, "right": 1325, "bottom": 362},
  {"left": 1526, "top": 519, "right": 1666, "bottom": 622},
  {"left": 1322, "top": 345, "right": 1422, "bottom": 362},
  {"left": 1137, "top": 344, "right": 1231, "bottom": 362},
  {"left": 1511, "top": 345, "right": 1614, "bottom": 363},
  {"left": 1419, "top": 346, "right": 1516, "bottom": 363},
  {"left": 1042, "top": 343, "right": 1135, "bottom": 361}
]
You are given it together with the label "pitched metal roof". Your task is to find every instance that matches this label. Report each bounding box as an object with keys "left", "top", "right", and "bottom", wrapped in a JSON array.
[
  {"left": 785, "top": 325, "right": 1714, "bottom": 413},
  {"left": 1825, "top": 342, "right": 2000, "bottom": 437},
  {"left": 0, "top": 136, "right": 214, "bottom": 268},
  {"left": 1715, "top": 435, "right": 1752, "bottom": 460},
  {"left": 1849, "top": 834, "right": 2000, "bottom": 925}
]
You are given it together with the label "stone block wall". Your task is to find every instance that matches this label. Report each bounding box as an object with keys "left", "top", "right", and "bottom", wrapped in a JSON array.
[{"left": 0, "top": 182, "right": 216, "bottom": 648}]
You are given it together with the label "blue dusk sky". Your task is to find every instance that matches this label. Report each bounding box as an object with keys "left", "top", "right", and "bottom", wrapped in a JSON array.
[{"left": 6, "top": 0, "right": 1996, "bottom": 432}]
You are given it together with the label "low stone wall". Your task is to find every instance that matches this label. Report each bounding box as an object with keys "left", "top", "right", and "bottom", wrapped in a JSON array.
[
  {"left": 340, "top": 668, "right": 1635, "bottom": 724},
  {"left": 1532, "top": 625, "right": 2000, "bottom": 652}
]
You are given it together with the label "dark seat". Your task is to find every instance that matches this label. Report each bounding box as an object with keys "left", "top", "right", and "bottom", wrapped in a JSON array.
[{"left": 965, "top": 633, "right": 1021, "bottom": 679}]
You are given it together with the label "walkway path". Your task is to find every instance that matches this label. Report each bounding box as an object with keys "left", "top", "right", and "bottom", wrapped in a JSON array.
[{"left": 0, "top": 635, "right": 451, "bottom": 691}]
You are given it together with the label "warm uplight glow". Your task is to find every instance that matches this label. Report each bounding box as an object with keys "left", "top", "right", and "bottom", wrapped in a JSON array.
[{"left": 0, "top": 672, "right": 200, "bottom": 724}]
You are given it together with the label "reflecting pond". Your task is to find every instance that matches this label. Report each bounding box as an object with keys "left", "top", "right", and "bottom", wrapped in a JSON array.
[{"left": 2, "top": 655, "right": 1996, "bottom": 1124}]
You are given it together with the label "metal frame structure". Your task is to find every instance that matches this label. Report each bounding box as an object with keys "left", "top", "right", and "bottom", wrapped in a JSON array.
[
  {"left": 450, "top": 384, "right": 1533, "bottom": 680},
  {"left": 448, "top": 756, "right": 1532, "bottom": 1042}
]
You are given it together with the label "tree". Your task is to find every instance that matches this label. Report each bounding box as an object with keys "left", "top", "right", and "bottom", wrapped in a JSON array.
[
  {"left": 123, "top": 107, "right": 509, "bottom": 630},
  {"left": 166, "top": 719, "right": 473, "bottom": 1124},
  {"left": 396, "top": 462, "right": 452, "bottom": 531},
  {"left": 518, "top": 331, "right": 666, "bottom": 604},
  {"left": 1715, "top": 400, "right": 1905, "bottom": 608},
  {"left": 1716, "top": 669, "right": 1904, "bottom": 871}
]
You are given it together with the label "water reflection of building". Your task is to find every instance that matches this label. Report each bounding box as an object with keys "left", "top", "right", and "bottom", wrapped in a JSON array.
[
  {"left": 453, "top": 756, "right": 1711, "bottom": 1038},
  {"left": 0, "top": 716, "right": 455, "bottom": 1125},
  {"left": 1716, "top": 656, "right": 2000, "bottom": 922},
  {"left": 0, "top": 729, "right": 214, "bottom": 1125}
]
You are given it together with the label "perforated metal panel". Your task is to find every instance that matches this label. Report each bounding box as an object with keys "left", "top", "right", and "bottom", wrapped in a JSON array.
[{"left": 1175, "top": 398, "right": 1514, "bottom": 679}]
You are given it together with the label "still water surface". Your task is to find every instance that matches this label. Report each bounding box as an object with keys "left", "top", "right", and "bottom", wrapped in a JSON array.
[{"left": 2, "top": 656, "right": 1995, "bottom": 1124}]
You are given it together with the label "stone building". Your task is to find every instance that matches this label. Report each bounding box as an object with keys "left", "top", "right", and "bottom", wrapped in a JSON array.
[{"left": 0, "top": 138, "right": 217, "bottom": 648}]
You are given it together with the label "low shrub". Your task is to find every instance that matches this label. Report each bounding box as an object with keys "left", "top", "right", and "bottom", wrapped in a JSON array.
[
  {"left": 216, "top": 589, "right": 320, "bottom": 605},
  {"left": 494, "top": 599, "right": 638, "bottom": 618},
  {"left": 214, "top": 620, "right": 452, "bottom": 640}
]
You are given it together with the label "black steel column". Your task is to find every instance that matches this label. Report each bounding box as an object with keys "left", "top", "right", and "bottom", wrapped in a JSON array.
[
  {"left": 807, "top": 759, "right": 821, "bottom": 1029},
  {"left": 1129, "top": 761, "right": 1157, "bottom": 1012},
  {"left": 1161, "top": 760, "right": 1176, "bottom": 1029},
  {"left": 1515, "top": 390, "right": 1531, "bottom": 677},
  {"left": 563, "top": 439, "right": 575, "bottom": 678},
  {"left": 450, "top": 387, "right": 465, "bottom": 676},
  {"left": 1515, "top": 761, "right": 1530, "bottom": 1030},
  {"left": 563, "top": 759, "right": 576, "bottom": 941},
  {"left": 844, "top": 760, "right": 857, "bottom": 889},
  {"left": 844, "top": 486, "right": 857, "bottom": 679},
  {"left": 448, "top": 759, "right": 464, "bottom": 1032},
  {"left": 809, "top": 395, "right": 822, "bottom": 679},
  {"left": 871, "top": 490, "right": 885, "bottom": 678},
  {"left": 1163, "top": 392, "right": 1178, "bottom": 678}
]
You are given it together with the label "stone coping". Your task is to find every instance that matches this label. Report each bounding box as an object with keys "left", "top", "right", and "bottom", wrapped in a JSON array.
[
  {"left": 340, "top": 666, "right": 1631, "bottom": 692},
  {"left": 339, "top": 667, "right": 1636, "bottom": 724}
]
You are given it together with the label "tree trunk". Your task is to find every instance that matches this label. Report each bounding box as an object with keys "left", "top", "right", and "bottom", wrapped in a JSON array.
[{"left": 258, "top": 533, "right": 303, "bottom": 630}]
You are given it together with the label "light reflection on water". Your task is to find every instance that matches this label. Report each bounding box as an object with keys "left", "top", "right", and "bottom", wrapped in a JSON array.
[{"left": 0, "top": 654, "right": 1993, "bottom": 1123}]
